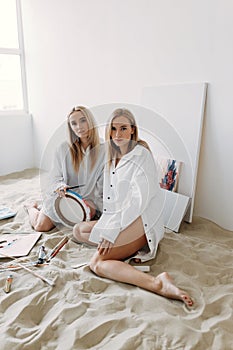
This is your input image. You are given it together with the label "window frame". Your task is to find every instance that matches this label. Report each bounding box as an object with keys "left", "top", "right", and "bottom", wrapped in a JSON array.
[{"left": 0, "top": 0, "right": 28, "bottom": 115}]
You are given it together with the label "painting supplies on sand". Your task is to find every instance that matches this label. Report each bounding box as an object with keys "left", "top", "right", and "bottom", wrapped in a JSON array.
[
  {"left": 0, "top": 251, "right": 55, "bottom": 286},
  {"left": 37, "top": 245, "right": 46, "bottom": 264},
  {"left": 46, "top": 236, "right": 69, "bottom": 262},
  {"left": 4, "top": 274, "right": 13, "bottom": 293}
]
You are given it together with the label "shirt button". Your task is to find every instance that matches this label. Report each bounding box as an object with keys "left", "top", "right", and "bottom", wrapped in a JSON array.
[
  {"left": 145, "top": 224, "right": 147, "bottom": 227},
  {"left": 107, "top": 197, "right": 110, "bottom": 199},
  {"left": 110, "top": 185, "right": 113, "bottom": 187},
  {"left": 112, "top": 171, "right": 115, "bottom": 174},
  {"left": 149, "top": 239, "right": 151, "bottom": 242},
  {"left": 104, "top": 208, "right": 106, "bottom": 211}
]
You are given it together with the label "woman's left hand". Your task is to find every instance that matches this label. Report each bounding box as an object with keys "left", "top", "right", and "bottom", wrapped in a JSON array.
[
  {"left": 55, "top": 186, "right": 68, "bottom": 197},
  {"left": 98, "top": 239, "right": 114, "bottom": 255}
]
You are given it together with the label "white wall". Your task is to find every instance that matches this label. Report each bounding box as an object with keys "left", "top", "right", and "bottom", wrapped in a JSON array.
[
  {"left": 19, "top": 0, "right": 233, "bottom": 231},
  {"left": 0, "top": 114, "right": 34, "bottom": 175}
]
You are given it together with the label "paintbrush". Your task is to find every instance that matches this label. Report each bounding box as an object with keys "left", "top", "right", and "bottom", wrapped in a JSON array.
[
  {"left": 46, "top": 236, "right": 69, "bottom": 262},
  {"left": 67, "top": 184, "right": 85, "bottom": 190},
  {"left": 54, "top": 184, "right": 85, "bottom": 194}
]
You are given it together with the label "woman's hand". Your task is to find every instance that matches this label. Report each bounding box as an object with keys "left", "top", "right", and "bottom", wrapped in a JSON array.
[
  {"left": 98, "top": 238, "right": 114, "bottom": 255},
  {"left": 55, "top": 186, "right": 68, "bottom": 197}
]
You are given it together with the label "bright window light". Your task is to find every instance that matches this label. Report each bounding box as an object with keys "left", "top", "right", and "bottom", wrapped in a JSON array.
[
  {"left": 0, "top": 0, "right": 19, "bottom": 48},
  {"left": 0, "top": 54, "right": 23, "bottom": 110},
  {"left": 0, "top": 0, "right": 27, "bottom": 112}
]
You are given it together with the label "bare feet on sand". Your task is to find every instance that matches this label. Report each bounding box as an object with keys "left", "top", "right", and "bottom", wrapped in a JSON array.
[{"left": 154, "top": 272, "right": 193, "bottom": 307}]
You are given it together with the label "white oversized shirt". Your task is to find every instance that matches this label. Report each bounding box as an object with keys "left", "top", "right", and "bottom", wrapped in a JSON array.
[
  {"left": 89, "top": 145, "right": 164, "bottom": 262},
  {"left": 41, "top": 141, "right": 105, "bottom": 223}
]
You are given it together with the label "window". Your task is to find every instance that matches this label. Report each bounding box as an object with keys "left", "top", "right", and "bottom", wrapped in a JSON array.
[{"left": 0, "top": 0, "right": 28, "bottom": 112}]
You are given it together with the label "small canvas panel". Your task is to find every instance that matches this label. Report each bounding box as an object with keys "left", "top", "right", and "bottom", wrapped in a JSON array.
[{"left": 0, "top": 232, "right": 41, "bottom": 258}]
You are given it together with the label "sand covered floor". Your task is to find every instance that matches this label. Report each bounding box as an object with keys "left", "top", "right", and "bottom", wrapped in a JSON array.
[{"left": 0, "top": 169, "right": 233, "bottom": 350}]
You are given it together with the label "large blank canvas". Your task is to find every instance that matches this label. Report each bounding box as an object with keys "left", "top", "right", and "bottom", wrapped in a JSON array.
[{"left": 141, "top": 82, "right": 207, "bottom": 223}]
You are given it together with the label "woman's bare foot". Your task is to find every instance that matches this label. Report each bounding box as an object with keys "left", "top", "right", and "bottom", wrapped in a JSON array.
[{"left": 154, "top": 272, "right": 193, "bottom": 307}]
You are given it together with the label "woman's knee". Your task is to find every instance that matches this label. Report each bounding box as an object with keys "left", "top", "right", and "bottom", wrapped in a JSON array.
[
  {"left": 73, "top": 221, "right": 96, "bottom": 243},
  {"left": 33, "top": 213, "right": 54, "bottom": 232},
  {"left": 90, "top": 254, "right": 103, "bottom": 276},
  {"left": 34, "top": 221, "right": 54, "bottom": 232},
  {"left": 73, "top": 222, "right": 87, "bottom": 241},
  {"left": 73, "top": 223, "right": 82, "bottom": 240}
]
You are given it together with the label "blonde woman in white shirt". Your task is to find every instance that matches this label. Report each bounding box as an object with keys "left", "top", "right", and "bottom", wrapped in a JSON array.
[
  {"left": 73, "top": 108, "right": 193, "bottom": 306},
  {"left": 25, "top": 106, "right": 105, "bottom": 232}
]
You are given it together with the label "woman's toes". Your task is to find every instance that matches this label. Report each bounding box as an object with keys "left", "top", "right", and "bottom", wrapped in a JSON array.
[{"left": 182, "top": 294, "right": 193, "bottom": 306}]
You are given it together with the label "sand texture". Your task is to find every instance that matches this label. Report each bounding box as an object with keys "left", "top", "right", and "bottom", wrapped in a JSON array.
[{"left": 0, "top": 169, "right": 233, "bottom": 350}]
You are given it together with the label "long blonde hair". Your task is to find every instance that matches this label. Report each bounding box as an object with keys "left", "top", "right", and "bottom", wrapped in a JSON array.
[
  {"left": 67, "top": 106, "right": 100, "bottom": 172},
  {"left": 105, "top": 108, "right": 150, "bottom": 168}
]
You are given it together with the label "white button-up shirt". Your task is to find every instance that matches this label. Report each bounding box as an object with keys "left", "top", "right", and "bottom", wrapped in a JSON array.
[{"left": 89, "top": 145, "right": 164, "bottom": 262}]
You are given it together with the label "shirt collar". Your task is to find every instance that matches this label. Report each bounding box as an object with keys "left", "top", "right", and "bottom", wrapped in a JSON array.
[
  {"left": 112, "top": 145, "right": 144, "bottom": 169},
  {"left": 81, "top": 145, "right": 91, "bottom": 154}
]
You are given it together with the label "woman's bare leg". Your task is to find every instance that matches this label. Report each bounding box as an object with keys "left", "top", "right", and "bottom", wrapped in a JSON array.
[
  {"left": 73, "top": 221, "right": 97, "bottom": 245},
  {"left": 89, "top": 217, "right": 193, "bottom": 306},
  {"left": 25, "top": 203, "right": 55, "bottom": 232}
]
